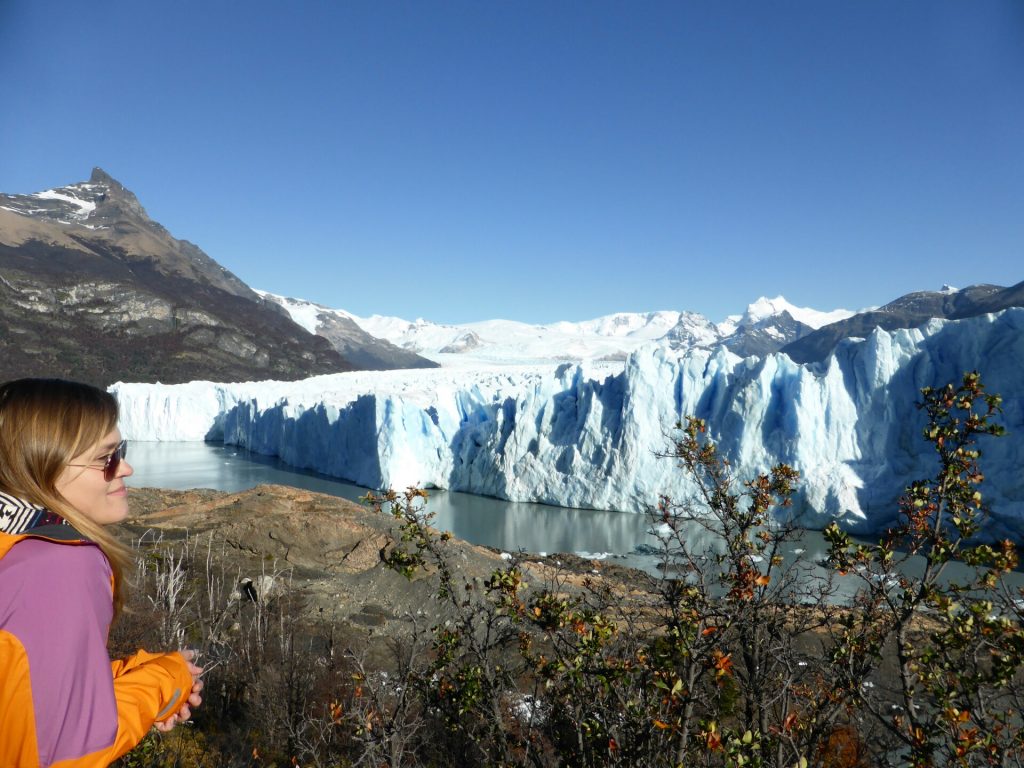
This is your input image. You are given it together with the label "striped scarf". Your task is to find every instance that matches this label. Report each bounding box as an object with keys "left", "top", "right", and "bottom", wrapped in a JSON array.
[{"left": 0, "top": 490, "right": 68, "bottom": 534}]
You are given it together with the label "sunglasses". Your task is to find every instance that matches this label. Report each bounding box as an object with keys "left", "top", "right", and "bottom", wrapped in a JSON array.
[{"left": 68, "top": 439, "right": 128, "bottom": 481}]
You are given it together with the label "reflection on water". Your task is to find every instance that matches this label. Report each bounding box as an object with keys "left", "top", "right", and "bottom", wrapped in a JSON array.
[
  {"left": 128, "top": 441, "right": 668, "bottom": 571},
  {"left": 126, "top": 441, "right": 1022, "bottom": 595}
]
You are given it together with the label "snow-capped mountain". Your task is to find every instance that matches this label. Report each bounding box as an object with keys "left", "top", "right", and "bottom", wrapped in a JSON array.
[
  {"left": 112, "top": 307, "right": 1024, "bottom": 538},
  {"left": 659, "top": 311, "right": 722, "bottom": 350},
  {"left": 0, "top": 168, "right": 252, "bottom": 296},
  {"left": 709, "top": 296, "right": 855, "bottom": 358},
  {"left": 716, "top": 296, "right": 855, "bottom": 337},
  {"left": 328, "top": 284, "right": 1024, "bottom": 369},
  {"left": 264, "top": 294, "right": 858, "bottom": 367}
]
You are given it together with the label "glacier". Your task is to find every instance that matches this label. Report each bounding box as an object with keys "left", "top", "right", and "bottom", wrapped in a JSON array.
[{"left": 111, "top": 309, "right": 1024, "bottom": 536}]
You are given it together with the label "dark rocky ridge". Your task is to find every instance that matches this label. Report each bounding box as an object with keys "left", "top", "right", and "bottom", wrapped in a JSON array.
[
  {"left": 781, "top": 281, "right": 1024, "bottom": 364},
  {"left": 0, "top": 169, "right": 399, "bottom": 385},
  {"left": 659, "top": 307, "right": 817, "bottom": 358},
  {"left": 722, "top": 310, "right": 815, "bottom": 358}
]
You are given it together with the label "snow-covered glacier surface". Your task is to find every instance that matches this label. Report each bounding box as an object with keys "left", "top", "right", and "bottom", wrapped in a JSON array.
[{"left": 111, "top": 309, "right": 1024, "bottom": 536}]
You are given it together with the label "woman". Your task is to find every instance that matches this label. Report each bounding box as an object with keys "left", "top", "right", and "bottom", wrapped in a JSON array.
[{"left": 0, "top": 378, "right": 203, "bottom": 767}]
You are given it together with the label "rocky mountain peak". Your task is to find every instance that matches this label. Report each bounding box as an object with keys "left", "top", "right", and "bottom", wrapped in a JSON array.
[
  {"left": 737, "top": 295, "right": 792, "bottom": 327},
  {"left": 86, "top": 167, "right": 151, "bottom": 223},
  {"left": 89, "top": 166, "right": 118, "bottom": 185},
  {"left": 720, "top": 309, "right": 815, "bottom": 358},
  {"left": 660, "top": 312, "right": 721, "bottom": 351}
]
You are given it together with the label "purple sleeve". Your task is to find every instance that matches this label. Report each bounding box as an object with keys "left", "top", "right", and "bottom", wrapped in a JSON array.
[{"left": 0, "top": 539, "right": 118, "bottom": 767}]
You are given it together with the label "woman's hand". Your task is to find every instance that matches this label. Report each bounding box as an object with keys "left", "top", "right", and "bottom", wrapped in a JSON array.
[{"left": 154, "top": 649, "right": 204, "bottom": 732}]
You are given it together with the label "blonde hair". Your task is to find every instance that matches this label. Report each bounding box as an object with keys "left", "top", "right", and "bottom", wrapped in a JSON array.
[{"left": 0, "top": 378, "right": 132, "bottom": 611}]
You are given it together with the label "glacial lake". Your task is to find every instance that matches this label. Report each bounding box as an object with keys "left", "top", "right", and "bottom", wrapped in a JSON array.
[
  {"left": 127, "top": 441, "right": 1022, "bottom": 598},
  {"left": 127, "top": 441, "right": 662, "bottom": 565}
]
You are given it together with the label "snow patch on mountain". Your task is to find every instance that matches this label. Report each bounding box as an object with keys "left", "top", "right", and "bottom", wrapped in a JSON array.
[
  {"left": 547, "top": 311, "right": 683, "bottom": 340},
  {"left": 0, "top": 180, "right": 112, "bottom": 228},
  {"left": 254, "top": 290, "right": 324, "bottom": 333},
  {"left": 35, "top": 188, "right": 98, "bottom": 219},
  {"left": 717, "top": 296, "right": 854, "bottom": 336},
  {"left": 350, "top": 314, "right": 672, "bottom": 367}
]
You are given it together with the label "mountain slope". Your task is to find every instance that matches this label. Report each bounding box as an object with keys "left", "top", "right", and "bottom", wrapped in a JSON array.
[
  {"left": 256, "top": 292, "right": 438, "bottom": 370},
  {"left": 781, "top": 282, "right": 1024, "bottom": 363},
  {"left": 0, "top": 169, "right": 355, "bottom": 385}
]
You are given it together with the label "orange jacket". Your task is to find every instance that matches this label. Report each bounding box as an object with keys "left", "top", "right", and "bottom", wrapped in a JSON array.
[{"left": 0, "top": 530, "right": 194, "bottom": 767}]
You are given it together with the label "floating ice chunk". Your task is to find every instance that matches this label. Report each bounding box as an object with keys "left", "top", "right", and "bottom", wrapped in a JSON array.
[{"left": 648, "top": 523, "right": 674, "bottom": 540}]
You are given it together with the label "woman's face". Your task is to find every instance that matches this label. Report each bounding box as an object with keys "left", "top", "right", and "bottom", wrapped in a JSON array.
[{"left": 55, "top": 428, "right": 133, "bottom": 525}]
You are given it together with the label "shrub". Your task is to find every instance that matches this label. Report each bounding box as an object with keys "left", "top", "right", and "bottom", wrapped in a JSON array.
[{"left": 824, "top": 372, "right": 1023, "bottom": 766}]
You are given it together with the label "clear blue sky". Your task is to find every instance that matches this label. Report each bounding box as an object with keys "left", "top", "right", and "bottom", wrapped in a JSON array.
[{"left": 1, "top": 1, "right": 1021, "bottom": 324}]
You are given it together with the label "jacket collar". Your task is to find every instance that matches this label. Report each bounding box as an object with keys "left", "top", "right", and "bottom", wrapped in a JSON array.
[{"left": 0, "top": 490, "right": 71, "bottom": 536}]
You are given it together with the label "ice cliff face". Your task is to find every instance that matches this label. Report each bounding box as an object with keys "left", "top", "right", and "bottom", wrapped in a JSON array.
[{"left": 112, "top": 309, "right": 1024, "bottom": 536}]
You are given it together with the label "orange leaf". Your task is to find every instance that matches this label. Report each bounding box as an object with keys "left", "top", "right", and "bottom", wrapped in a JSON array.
[{"left": 712, "top": 650, "right": 734, "bottom": 677}]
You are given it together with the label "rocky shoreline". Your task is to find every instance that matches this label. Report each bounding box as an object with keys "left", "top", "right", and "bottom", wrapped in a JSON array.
[{"left": 122, "top": 484, "right": 650, "bottom": 657}]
